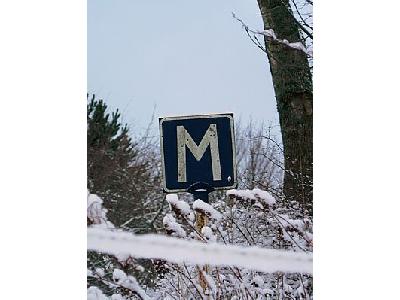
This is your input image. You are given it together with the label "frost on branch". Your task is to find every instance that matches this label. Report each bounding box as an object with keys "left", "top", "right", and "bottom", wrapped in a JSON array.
[
  {"left": 112, "top": 269, "right": 150, "bottom": 300},
  {"left": 151, "top": 187, "right": 313, "bottom": 299},
  {"left": 163, "top": 213, "right": 187, "bottom": 237},
  {"left": 232, "top": 12, "right": 312, "bottom": 57},
  {"left": 201, "top": 226, "right": 217, "bottom": 242},
  {"left": 87, "top": 286, "right": 125, "bottom": 300},
  {"left": 258, "top": 29, "right": 276, "bottom": 40},
  {"left": 87, "top": 192, "right": 150, "bottom": 300},
  {"left": 193, "top": 199, "right": 222, "bottom": 220},
  {"left": 87, "top": 286, "right": 109, "bottom": 300},
  {"left": 165, "top": 194, "right": 191, "bottom": 217},
  {"left": 88, "top": 186, "right": 313, "bottom": 299},
  {"left": 284, "top": 41, "right": 307, "bottom": 53},
  {"left": 257, "top": 29, "right": 309, "bottom": 55},
  {"left": 227, "top": 188, "right": 276, "bottom": 209}
]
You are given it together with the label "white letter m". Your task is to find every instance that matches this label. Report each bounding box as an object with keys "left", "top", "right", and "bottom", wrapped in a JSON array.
[{"left": 177, "top": 124, "right": 221, "bottom": 182}]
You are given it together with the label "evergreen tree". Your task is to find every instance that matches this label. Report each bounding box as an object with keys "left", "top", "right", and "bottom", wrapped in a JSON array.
[
  {"left": 87, "top": 94, "right": 162, "bottom": 231},
  {"left": 87, "top": 95, "right": 164, "bottom": 291}
]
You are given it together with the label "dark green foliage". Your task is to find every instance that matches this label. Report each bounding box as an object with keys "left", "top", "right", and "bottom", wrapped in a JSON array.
[
  {"left": 87, "top": 94, "right": 135, "bottom": 198},
  {"left": 87, "top": 94, "right": 165, "bottom": 292},
  {"left": 87, "top": 94, "right": 163, "bottom": 230}
]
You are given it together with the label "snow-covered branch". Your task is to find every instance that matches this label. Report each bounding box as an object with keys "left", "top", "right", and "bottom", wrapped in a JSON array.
[
  {"left": 232, "top": 13, "right": 312, "bottom": 57},
  {"left": 88, "top": 228, "right": 313, "bottom": 274},
  {"left": 112, "top": 269, "right": 150, "bottom": 300}
]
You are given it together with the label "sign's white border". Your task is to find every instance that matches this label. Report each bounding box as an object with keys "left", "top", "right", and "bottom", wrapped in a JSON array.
[{"left": 159, "top": 113, "right": 237, "bottom": 193}]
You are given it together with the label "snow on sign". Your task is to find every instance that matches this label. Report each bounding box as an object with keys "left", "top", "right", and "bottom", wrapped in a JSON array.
[{"left": 159, "top": 113, "right": 237, "bottom": 193}]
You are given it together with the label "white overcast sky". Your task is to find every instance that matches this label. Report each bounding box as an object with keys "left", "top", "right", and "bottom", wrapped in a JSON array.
[{"left": 88, "top": 0, "right": 279, "bottom": 134}]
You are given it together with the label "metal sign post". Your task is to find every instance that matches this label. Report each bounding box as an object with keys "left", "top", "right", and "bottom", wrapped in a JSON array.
[
  {"left": 187, "top": 182, "right": 214, "bottom": 203},
  {"left": 159, "top": 113, "right": 237, "bottom": 295}
]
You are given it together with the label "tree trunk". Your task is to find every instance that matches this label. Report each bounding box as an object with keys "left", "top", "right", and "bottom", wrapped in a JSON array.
[{"left": 256, "top": 0, "right": 313, "bottom": 211}]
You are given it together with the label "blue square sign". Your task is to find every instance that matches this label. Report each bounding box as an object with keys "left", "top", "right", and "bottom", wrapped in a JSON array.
[{"left": 159, "top": 113, "right": 237, "bottom": 193}]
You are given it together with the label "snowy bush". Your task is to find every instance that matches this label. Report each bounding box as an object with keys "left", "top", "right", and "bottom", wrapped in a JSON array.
[
  {"left": 88, "top": 189, "right": 313, "bottom": 299},
  {"left": 87, "top": 192, "right": 154, "bottom": 300},
  {"left": 153, "top": 189, "right": 313, "bottom": 299}
]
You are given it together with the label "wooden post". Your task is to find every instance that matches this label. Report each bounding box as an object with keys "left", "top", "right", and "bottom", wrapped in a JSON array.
[
  {"left": 195, "top": 212, "right": 208, "bottom": 294},
  {"left": 195, "top": 211, "right": 210, "bottom": 296},
  {"left": 188, "top": 182, "right": 214, "bottom": 297}
]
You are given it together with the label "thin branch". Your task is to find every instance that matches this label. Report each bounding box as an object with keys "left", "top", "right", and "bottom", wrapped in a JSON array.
[
  {"left": 288, "top": 0, "right": 313, "bottom": 38},
  {"left": 233, "top": 12, "right": 312, "bottom": 59}
]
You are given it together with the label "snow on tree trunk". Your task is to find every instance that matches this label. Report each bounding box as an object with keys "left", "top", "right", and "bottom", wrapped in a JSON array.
[{"left": 256, "top": 0, "right": 313, "bottom": 211}]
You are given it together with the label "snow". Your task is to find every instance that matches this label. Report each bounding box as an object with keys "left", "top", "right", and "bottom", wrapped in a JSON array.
[
  {"left": 296, "top": 285, "right": 305, "bottom": 297},
  {"left": 187, "top": 211, "right": 195, "bottom": 223},
  {"left": 112, "top": 268, "right": 126, "bottom": 282},
  {"left": 87, "top": 285, "right": 130, "bottom": 300},
  {"left": 227, "top": 188, "right": 276, "bottom": 206},
  {"left": 165, "top": 194, "right": 178, "bottom": 202},
  {"left": 305, "top": 232, "right": 313, "bottom": 241},
  {"left": 201, "top": 226, "right": 217, "bottom": 242},
  {"left": 255, "top": 28, "right": 309, "bottom": 55},
  {"left": 88, "top": 188, "right": 313, "bottom": 298},
  {"left": 87, "top": 194, "right": 105, "bottom": 224},
  {"left": 87, "top": 228, "right": 313, "bottom": 274},
  {"left": 166, "top": 194, "right": 191, "bottom": 216},
  {"left": 193, "top": 199, "right": 222, "bottom": 220},
  {"left": 95, "top": 267, "right": 105, "bottom": 277},
  {"left": 227, "top": 189, "right": 256, "bottom": 200},
  {"left": 87, "top": 192, "right": 114, "bottom": 228},
  {"left": 287, "top": 41, "right": 307, "bottom": 53},
  {"left": 87, "top": 286, "right": 109, "bottom": 300},
  {"left": 257, "top": 29, "right": 277, "bottom": 40},
  {"left": 112, "top": 269, "right": 151, "bottom": 300},
  {"left": 253, "top": 202, "right": 264, "bottom": 209},
  {"left": 252, "top": 275, "right": 264, "bottom": 287},
  {"left": 163, "top": 214, "right": 187, "bottom": 237},
  {"left": 263, "top": 288, "right": 273, "bottom": 295},
  {"left": 253, "top": 188, "right": 276, "bottom": 205},
  {"left": 204, "top": 273, "right": 216, "bottom": 293},
  {"left": 87, "top": 193, "right": 102, "bottom": 206}
]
